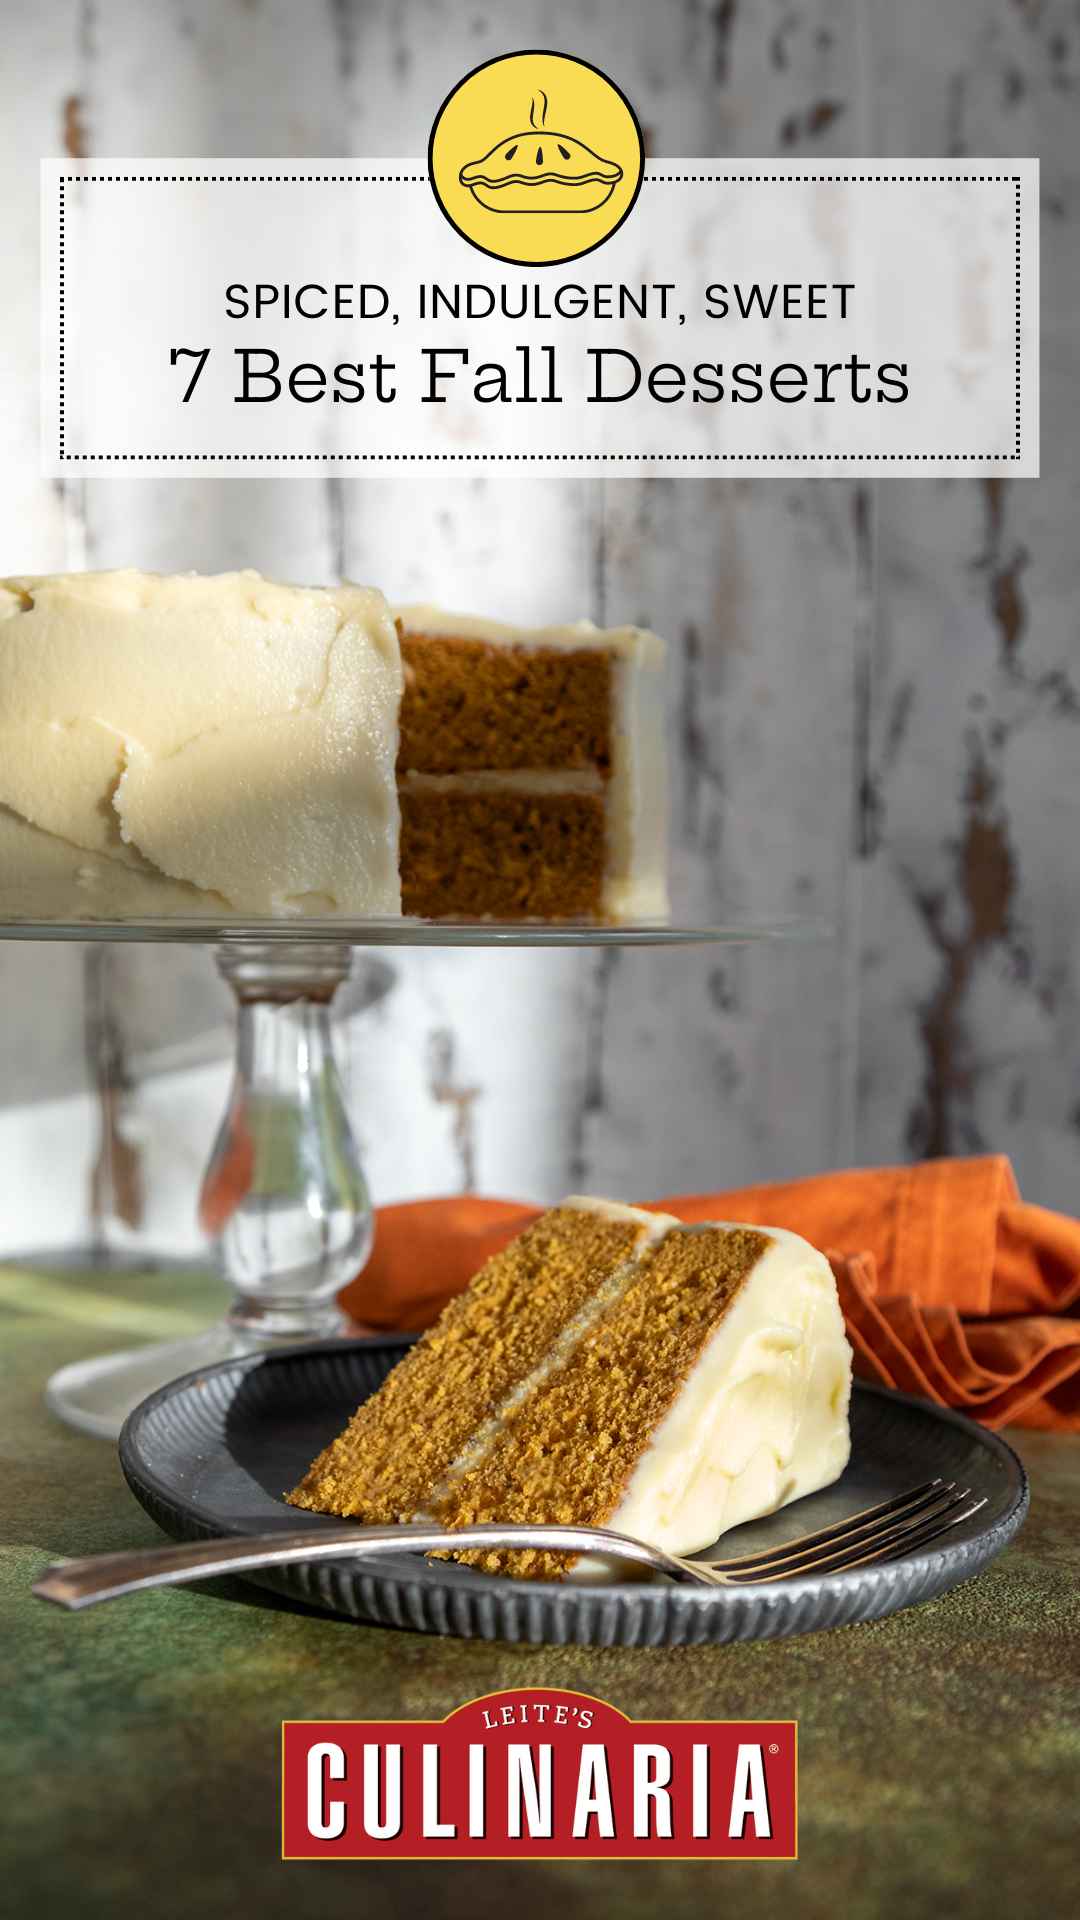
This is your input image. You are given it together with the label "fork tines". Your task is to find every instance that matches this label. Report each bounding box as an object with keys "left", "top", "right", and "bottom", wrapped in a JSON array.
[{"left": 704, "top": 1478, "right": 988, "bottom": 1584}]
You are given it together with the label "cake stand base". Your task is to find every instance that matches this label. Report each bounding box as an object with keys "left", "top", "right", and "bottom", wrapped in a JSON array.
[{"left": 44, "top": 1325, "right": 266, "bottom": 1442}]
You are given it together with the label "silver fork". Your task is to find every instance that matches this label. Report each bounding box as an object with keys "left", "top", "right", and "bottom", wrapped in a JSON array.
[{"left": 33, "top": 1478, "right": 985, "bottom": 1611}]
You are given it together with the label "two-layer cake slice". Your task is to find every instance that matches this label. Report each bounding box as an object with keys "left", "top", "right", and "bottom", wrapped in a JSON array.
[
  {"left": 287, "top": 1198, "right": 853, "bottom": 1579},
  {"left": 395, "top": 608, "right": 668, "bottom": 922}
]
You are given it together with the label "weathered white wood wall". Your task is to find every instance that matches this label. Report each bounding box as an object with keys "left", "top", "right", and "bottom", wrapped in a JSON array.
[{"left": 0, "top": 0, "right": 1076, "bottom": 1259}]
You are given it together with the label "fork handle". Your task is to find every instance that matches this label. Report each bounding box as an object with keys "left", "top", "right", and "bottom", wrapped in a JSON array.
[{"left": 32, "top": 1521, "right": 692, "bottom": 1610}]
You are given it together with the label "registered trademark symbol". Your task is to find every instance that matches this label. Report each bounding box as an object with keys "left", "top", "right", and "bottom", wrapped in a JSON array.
[{"left": 769, "top": 1743, "right": 780, "bottom": 1754}]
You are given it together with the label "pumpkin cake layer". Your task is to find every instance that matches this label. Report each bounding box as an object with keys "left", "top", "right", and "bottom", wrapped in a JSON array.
[
  {"left": 287, "top": 1201, "right": 660, "bottom": 1526},
  {"left": 288, "top": 1201, "right": 854, "bottom": 1582},
  {"left": 398, "top": 634, "right": 613, "bottom": 774},
  {"left": 433, "top": 1225, "right": 770, "bottom": 1579},
  {"left": 399, "top": 777, "right": 607, "bottom": 919},
  {"left": 394, "top": 608, "right": 668, "bottom": 923}
]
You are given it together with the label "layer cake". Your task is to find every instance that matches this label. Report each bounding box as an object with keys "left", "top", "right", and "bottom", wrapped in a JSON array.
[
  {"left": 287, "top": 1198, "right": 853, "bottom": 1579},
  {"left": 0, "top": 572, "right": 666, "bottom": 924}
]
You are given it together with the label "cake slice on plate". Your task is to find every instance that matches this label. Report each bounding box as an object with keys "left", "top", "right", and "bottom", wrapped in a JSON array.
[{"left": 287, "top": 1198, "right": 853, "bottom": 1579}]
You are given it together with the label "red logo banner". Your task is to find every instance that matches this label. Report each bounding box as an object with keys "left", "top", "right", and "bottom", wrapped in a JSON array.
[{"left": 282, "top": 1689, "right": 796, "bottom": 1860}]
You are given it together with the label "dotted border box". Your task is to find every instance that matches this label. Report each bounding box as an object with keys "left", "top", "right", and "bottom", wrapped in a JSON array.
[{"left": 56, "top": 173, "right": 1024, "bottom": 464}]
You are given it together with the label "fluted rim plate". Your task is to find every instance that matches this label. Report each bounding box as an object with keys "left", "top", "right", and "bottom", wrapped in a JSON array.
[{"left": 118, "top": 1338, "right": 1028, "bottom": 1647}]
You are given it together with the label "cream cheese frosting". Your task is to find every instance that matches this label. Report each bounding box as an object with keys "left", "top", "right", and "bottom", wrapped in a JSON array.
[
  {"left": 606, "top": 1221, "right": 853, "bottom": 1557},
  {"left": 0, "top": 570, "right": 403, "bottom": 918},
  {"left": 0, "top": 804, "right": 228, "bottom": 919}
]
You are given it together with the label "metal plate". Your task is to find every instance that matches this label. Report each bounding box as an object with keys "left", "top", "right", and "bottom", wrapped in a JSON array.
[{"left": 119, "top": 1339, "right": 1029, "bottom": 1647}]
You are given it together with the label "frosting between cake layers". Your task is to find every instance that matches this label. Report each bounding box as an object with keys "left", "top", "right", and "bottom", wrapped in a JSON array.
[
  {"left": 422, "top": 1203, "right": 852, "bottom": 1569},
  {"left": 0, "top": 570, "right": 403, "bottom": 918},
  {"left": 606, "top": 1223, "right": 853, "bottom": 1556},
  {"left": 399, "top": 769, "right": 606, "bottom": 796},
  {"left": 423, "top": 1197, "right": 678, "bottom": 1498}
]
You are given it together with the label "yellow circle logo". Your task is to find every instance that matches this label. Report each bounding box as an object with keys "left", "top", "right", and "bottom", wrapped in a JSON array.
[{"left": 429, "top": 51, "right": 645, "bottom": 267}]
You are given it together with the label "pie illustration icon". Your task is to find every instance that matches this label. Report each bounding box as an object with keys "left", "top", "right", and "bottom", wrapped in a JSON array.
[{"left": 459, "top": 91, "right": 623, "bottom": 214}]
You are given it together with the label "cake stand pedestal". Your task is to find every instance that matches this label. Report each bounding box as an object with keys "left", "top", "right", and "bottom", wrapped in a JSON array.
[
  {"left": 0, "top": 912, "right": 822, "bottom": 1440},
  {"left": 42, "top": 940, "right": 395, "bottom": 1438}
]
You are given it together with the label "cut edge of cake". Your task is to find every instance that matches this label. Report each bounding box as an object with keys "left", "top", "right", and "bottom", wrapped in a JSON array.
[
  {"left": 286, "top": 1197, "right": 668, "bottom": 1528},
  {"left": 394, "top": 606, "right": 669, "bottom": 923},
  {"left": 287, "top": 1196, "right": 853, "bottom": 1581}
]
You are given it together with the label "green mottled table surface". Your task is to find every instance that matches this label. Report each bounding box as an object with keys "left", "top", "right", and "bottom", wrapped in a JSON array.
[{"left": 3, "top": 1265, "right": 1079, "bottom": 1920}]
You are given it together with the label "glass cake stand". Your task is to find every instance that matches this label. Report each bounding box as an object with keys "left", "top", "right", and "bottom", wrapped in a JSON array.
[{"left": 0, "top": 913, "right": 823, "bottom": 1439}]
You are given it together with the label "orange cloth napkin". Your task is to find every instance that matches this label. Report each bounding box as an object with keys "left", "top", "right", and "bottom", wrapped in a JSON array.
[{"left": 338, "top": 1157, "right": 1080, "bottom": 1431}]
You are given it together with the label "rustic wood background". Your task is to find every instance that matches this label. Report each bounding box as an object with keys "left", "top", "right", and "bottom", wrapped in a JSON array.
[{"left": 1, "top": 0, "right": 1076, "bottom": 1258}]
